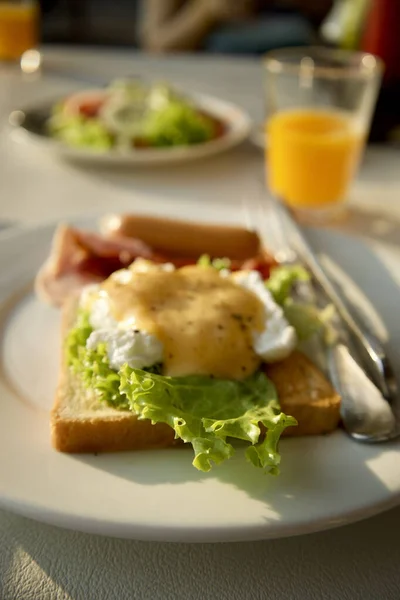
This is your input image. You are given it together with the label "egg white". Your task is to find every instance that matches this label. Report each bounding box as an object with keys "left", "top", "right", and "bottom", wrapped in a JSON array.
[
  {"left": 80, "top": 261, "right": 297, "bottom": 372},
  {"left": 232, "top": 269, "right": 297, "bottom": 362}
]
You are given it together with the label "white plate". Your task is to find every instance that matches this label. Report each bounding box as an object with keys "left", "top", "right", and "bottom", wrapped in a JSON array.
[
  {"left": 0, "top": 214, "right": 400, "bottom": 543},
  {"left": 9, "top": 92, "right": 252, "bottom": 166}
]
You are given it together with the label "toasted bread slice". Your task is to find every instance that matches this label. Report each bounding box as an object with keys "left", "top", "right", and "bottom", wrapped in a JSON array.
[
  {"left": 265, "top": 351, "right": 341, "bottom": 436},
  {"left": 51, "top": 296, "right": 178, "bottom": 453},
  {"left": 52, "top": 299, "right": 341, "bottom": 453}
]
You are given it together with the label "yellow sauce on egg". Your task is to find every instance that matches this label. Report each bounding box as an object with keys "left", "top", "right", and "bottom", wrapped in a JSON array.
[{"left": 102, "top": 265, "right": 264, "bottom": 380}]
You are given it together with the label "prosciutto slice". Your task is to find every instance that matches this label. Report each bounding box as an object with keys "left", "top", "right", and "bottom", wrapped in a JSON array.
[{"left": 34, "top": 224, "right": 158, "bottom": 306}]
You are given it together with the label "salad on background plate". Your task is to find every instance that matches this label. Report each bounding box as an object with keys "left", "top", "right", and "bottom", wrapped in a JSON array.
[
  {"left": 48, "top": 79, "right": 227, "bottom": 151},
  {"left": 9, "top": 79, "right": 252, "bottom": 164}
]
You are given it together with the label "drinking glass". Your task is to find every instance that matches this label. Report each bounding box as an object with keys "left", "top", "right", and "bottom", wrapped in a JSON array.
[
  {"left": 0, "top": 0, "right": 39, "bottom": 61},
  {"left": 264, "top": 47, "right": 383, "bottom": 221}
]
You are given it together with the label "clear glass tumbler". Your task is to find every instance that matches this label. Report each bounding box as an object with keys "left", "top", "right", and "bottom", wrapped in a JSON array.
[{"left": 264, "top": 47, "right": 383, "bottom": 221}]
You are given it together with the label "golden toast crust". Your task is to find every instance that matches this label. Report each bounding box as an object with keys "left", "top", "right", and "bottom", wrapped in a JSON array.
[{"left": 265, "top": 351, "right": 341, "bottom": 436}]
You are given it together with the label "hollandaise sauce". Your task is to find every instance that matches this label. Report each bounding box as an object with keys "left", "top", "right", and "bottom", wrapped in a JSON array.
[{"left": 102, "top": 266, "right": 264, "bottom": 380}]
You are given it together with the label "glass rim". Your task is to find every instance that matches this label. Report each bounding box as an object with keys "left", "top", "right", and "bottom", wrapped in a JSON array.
[{"left": 263, "top": 46, "right": 384, "bottom": 80}]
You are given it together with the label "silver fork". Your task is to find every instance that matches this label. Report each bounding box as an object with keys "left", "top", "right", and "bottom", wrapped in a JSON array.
[
  {"left": 245, "top": 192, "right": 400, "bottom": 442},
  {"left": 273, "top": 198, "right": 399, "bottom": 402}
]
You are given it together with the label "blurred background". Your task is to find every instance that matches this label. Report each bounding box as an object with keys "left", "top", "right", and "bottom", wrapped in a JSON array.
[
  {"left": 37, "top": 0, "right": 400, "bottom": 142},
  {"left": 40, "top": 0, "right": 330, "bottom": 51}
]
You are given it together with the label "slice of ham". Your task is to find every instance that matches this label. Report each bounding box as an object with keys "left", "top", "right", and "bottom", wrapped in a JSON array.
[{"left": 34, "top": 224, "right": 159, "bottom": 307}]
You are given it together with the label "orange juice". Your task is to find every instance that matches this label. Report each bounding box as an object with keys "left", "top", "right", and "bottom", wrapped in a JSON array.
[
  {"left": 0, "top": 1, "right": 38, "bottom": 61},
  {"left": 267, "top": 109, "right": 364, "bottom": 209}
]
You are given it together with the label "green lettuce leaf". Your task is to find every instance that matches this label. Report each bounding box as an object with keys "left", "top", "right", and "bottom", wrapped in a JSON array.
[
  {"left": 65, "top": 311, "right": 297, "bottom": 473},
  {"left": 266, "top": 264, "right": 310, "bottom": 305},
  {"left": 265, "top": 265, "right": 331, "bottom": 341},
  {"left": 283, "top": 300, "right": 324, "bottom": 341},
  {"left": 286, "top": 302, "right": 338, "bottom": 345},
  {"left": 66, "top": 312, "right": 127, "bottom": 409},
  {"left": 65, "top": 310, "right": 93, "bottom": 371},
  {"left": 197, "top": 254, "right": 231, "bottom": 271},
  {"left": 48, "top": 114, "right": 113, "bottom": 150},
  {"left": 119, "top": 366, "right": 296, "bottom": 473},
  {"left": 142, "top": 101, "right": 214, "bottom": 147}
]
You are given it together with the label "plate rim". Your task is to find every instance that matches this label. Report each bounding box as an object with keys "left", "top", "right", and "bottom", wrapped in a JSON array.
[{"left": 1, "top": 474, "right": 400, "bottom": 543}]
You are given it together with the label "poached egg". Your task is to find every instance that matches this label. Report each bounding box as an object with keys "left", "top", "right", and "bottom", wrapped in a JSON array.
[{"left": 81, "top": 259, "right": 296, "bottom": 378}]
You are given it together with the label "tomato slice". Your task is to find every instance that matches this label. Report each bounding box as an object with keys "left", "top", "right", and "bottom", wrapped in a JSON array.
[
  {"left": 62, "top": 91, "right": 108, "bottom": 118},
  {"left": 241, "top": 254, "right": 278, "bottom": 280}
]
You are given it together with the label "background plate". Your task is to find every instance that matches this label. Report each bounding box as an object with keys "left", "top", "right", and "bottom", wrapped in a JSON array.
[{"left": 9, "top": 92, "right": 252, "bottom": 166}]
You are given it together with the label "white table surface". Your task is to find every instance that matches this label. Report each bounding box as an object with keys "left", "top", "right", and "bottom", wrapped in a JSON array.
[{"left": 1, "top": 46, "right": 400, "bottom": 600}]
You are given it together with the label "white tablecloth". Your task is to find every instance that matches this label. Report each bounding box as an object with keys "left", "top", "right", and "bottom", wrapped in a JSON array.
[{"left": 0, "top": 47, "right": 400, "bottom": 600}]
